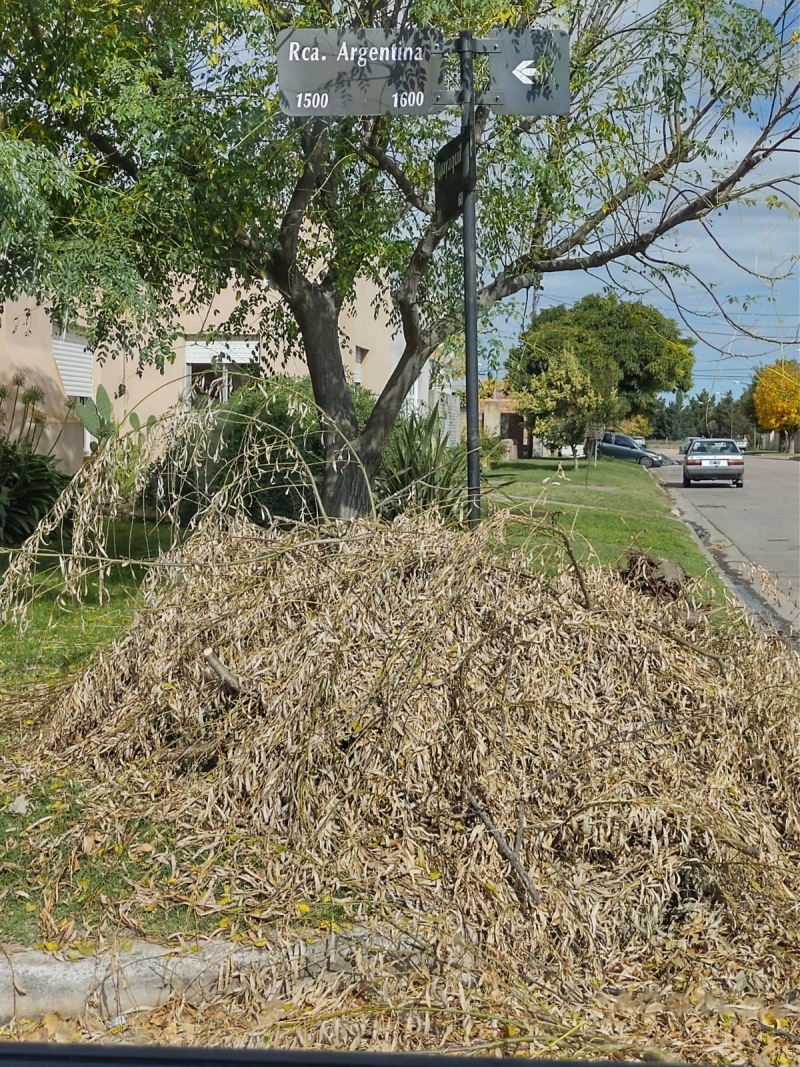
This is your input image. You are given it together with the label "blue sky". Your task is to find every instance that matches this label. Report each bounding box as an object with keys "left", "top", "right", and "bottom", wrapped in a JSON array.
[{"left": 482, "top": 193, "right": 799, "bottom": 399}]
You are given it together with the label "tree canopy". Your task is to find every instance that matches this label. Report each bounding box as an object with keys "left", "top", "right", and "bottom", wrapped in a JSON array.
[
  {"left": 754, "top": 359, "right": 800, "bottom": 440},
  {"left": 511, "top": 343, "right": 601, "bottom": 464},
  {"left": 1, "top": 0, "right": 797, "bottom": 515},
  {"left": 507, "top": 294, "right": 695, "bottom": 418}
]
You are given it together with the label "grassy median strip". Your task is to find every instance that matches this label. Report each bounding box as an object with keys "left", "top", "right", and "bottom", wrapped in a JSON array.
[
  {"left": 0, "top": 520, "right": 172, "bottom": 690},
  {"left": 485, "top": 456, "right": 723, "bottom": 588}
]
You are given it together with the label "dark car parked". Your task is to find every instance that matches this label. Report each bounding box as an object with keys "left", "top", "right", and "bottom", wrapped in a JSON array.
[{"left": 597, "top": 432, "right": 663, "bottom": 468}]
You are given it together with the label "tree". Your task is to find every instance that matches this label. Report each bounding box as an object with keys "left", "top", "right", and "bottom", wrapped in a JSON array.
[
  {"left": 652, "top": 392, "right": 694, "bottom": 440},
  {"left": 0, "top": 0, "right": 797, "bottom": 517},
  {"left": 708, "top": 390, "right": 751, "bottom": 439},
  {"left": 508, "top": 295, "right": 695, "bottom": 419},
  {"left": 511, "top": 344, "right": 602, "bottom": 466},
  {"left": 754, "top": 359, "right": 800, "bottom": 448},
  {"left": 506, "top": 313, "right": 622, "bottom": 415}
]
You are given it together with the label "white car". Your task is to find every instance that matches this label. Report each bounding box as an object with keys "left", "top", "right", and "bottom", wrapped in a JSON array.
[{"left": 683, "top": 438, "right": 744, "bottom": 487}]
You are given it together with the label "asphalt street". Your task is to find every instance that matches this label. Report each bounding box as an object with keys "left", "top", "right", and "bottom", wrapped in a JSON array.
[{"left": 653, "top": 450, "right": 800, "bottom": 636}]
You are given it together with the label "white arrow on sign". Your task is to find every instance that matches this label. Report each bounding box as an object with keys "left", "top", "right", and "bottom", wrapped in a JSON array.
[{"left": 512, "top": 60, "right": 543, "bottom": 85}]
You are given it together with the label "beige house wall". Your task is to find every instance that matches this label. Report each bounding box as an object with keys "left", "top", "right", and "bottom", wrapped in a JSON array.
[
  {"left": 0, "top": 300, "right": 84, "bottom": 472},
  {"left": 1, "top": 278, "right": 406, "bottom": 475}
]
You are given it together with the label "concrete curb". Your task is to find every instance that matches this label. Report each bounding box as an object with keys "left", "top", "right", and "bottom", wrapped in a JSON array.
[{"left": 0, "top": 927, "right": 432, "bottom": 1025}]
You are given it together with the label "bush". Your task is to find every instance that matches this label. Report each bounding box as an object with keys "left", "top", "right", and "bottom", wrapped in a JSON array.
[
  {"left": 0, "top": 376, "right": 71, "bottom": 547},
  {"left": 0, "top": 437, "right": 70, "bottom": 547},
  {"left": 479, "top": 429, "right": 505, "bottom": 468},
  {"left": 149, "top": 376, "right": 377, "bottom": 526},
  {"left": 148, "top": 380, "right": 468, "bottom": 527}
]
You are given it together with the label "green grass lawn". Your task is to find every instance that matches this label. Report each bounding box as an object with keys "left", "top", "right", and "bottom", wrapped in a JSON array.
[
  {"left": 0, "top": 520, "right": 173, "bottom": 690},
  {"left": 485, "top": 456, "right": 723, "bottom": 587}
]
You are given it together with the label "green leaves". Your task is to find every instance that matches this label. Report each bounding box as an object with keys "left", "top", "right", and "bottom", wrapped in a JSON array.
[
  {"left": 511, "top": 343, "right": 603, "bottom": 453},
  {"left": 76, "top": 386, "right": 116, "bottom": 450},
  {"left": 375, "top": 407, "right": 466, "bottom": 523},
  {"left": 509, "top": 294, "right": 694, "bottom": 419},
  {"left": 0, "top": 438, "right": 70, "bottom": 547}
]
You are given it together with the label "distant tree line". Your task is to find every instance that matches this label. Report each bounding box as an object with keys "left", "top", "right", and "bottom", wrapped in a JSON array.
[
  {"left": 652, "top": 359, "right": 800, "bottom": 448},
  {"left": 650, "top": 390, "right": 752, "bottom": 441}
]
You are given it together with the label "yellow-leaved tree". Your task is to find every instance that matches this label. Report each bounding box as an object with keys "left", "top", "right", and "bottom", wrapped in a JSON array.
[{"left": 754, "top": 359, "right": 800, "bottom": 449}]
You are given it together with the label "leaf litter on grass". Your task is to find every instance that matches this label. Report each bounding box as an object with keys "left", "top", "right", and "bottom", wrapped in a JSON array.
[{"left": 1, "top": 508, "right": 799, "bottom": 1062}]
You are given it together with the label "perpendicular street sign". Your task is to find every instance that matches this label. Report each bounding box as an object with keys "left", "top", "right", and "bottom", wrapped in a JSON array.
[
  {"left": 486, "top": 28, "right": 569, "bottom": 115},
  {"left": 434, "top": 128, "right": 476, "bottom": 227},
  {"left": 276, "top": 28, "right": 445, "bottom": 116}
]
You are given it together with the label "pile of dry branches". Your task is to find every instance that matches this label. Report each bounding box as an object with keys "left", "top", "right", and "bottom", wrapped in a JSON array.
[{"left": 8, "top": 511, "right": 800, "bottom": 1059}]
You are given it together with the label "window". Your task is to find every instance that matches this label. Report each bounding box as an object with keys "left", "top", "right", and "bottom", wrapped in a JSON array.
[
  {"left": 354, "top": 346, "right": 367, "bottom": 385},
  {"left": 51, "top": 326, "right": 93, "bottom": 399},
  {"left": 184, "top": 340, "right": 259, "bottom": 404}
]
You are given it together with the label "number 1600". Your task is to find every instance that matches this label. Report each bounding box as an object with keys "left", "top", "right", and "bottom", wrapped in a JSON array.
[{"left": 393, "top": 91, "right": 424, "bottom": 108}]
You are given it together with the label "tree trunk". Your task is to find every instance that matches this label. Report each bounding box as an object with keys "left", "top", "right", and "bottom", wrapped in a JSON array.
[
  {"left": 321, "top": 456, "right": 374, "bottom": 520},
  {"left": 290, "top": 283, "right": 381, "bottom": 520}
]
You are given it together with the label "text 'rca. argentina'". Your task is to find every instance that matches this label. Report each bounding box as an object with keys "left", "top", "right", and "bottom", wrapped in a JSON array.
[{"left": 287, "top": 42, "right": 428, "bottom": 67}]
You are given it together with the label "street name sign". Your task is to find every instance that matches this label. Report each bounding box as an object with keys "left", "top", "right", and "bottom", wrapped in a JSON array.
[
  {"left": 434, "top": 128, "right": 475, "bottom": 227},
  {"left": 487, "top": 28, "right": 569, "bottom": 115},
  {"left": 276, "top": 28, "right": 445, "bottom": 116}
]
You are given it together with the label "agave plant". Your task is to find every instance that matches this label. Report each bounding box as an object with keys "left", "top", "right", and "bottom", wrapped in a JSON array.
[{"left": 374, "top": 406, "right": 466, "bottom": 523}]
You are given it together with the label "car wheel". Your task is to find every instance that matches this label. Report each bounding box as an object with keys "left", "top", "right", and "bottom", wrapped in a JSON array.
[
  {"left": 639, "top": 456, "right": 653, "bottom": 468},
  {"left": 682, "top": 472, "right": 691, "bottom": 487},
  {"left": 735, "top": 478, "right": 744, "bottom": 488}
]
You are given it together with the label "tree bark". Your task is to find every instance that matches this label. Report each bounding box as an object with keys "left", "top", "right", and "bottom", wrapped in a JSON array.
[
  {"left": 288, "top": 282, "right": 380, "bottom": 519},
  {"left": 321, "top": 458, "right": 374, "bottom": 520}
]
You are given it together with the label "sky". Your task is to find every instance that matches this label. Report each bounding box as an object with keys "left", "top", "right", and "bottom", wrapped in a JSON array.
[{"left": 481, "top": 174, "right": 799, "bottom": 399}]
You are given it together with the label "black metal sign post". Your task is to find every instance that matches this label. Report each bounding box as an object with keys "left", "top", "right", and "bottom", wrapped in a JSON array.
[
  {"left": 458, "top": 33, "right": 481, "bottom": 530},
  {"left": 276, "top": 27, "right": 569, "bottom": 529}
]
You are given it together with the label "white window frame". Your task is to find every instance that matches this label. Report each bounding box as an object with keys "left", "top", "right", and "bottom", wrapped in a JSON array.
[{"left": 184, "top": 339, "right": 260, "bottom": 403}]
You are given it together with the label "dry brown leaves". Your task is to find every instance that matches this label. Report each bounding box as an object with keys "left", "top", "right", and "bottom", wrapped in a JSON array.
[{"left": 4, "top": 510, "right": 800, "bottom": 1062}]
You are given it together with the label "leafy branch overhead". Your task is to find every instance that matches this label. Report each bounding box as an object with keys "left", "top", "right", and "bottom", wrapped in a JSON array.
[{"left": 0, "top": 0, "right": 797, "bottom": 515}]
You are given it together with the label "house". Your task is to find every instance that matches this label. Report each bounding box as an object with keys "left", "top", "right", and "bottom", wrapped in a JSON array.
[{"left": 1, "top": 280, "right": 457, "bottom": 473}]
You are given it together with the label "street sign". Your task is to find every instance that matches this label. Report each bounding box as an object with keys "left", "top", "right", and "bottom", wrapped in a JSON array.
[
  {"left": 276, "top": 28, "right": 445, "bottom": 116},
  {"left": 486, "top": 28, "right": 569, "bottom": 115},
  {"left": 433, "top": 128, "right": 475, "bottom": 227}
]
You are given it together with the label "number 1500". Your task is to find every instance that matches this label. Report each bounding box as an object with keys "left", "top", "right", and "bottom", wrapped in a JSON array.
[{"left": 296, "top": 91, "right": 329, "bottom": 109}]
